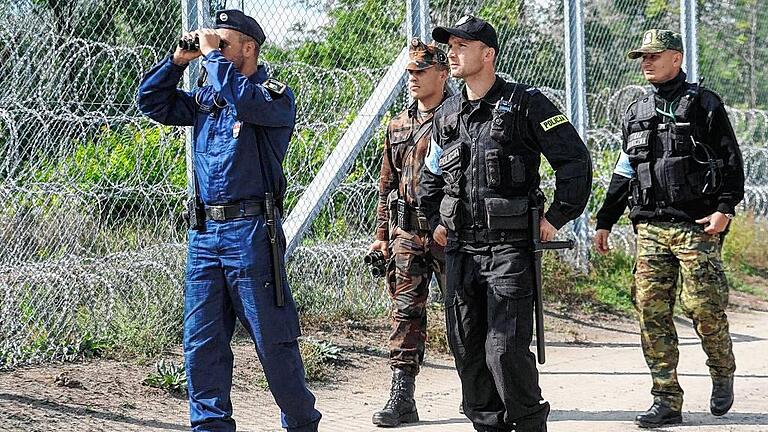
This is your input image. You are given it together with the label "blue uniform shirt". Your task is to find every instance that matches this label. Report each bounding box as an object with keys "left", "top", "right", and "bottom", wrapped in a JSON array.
[{"left": 137, "top": 51, "right": 296, "bottom": 205}]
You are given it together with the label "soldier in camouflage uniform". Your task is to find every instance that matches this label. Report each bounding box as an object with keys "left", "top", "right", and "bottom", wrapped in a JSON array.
[
  {"left": 594, "top": 29, "right": 745, "bottom": 428},
  {"left": 369, "top": 38, "right": 449, "bottom": 428}
]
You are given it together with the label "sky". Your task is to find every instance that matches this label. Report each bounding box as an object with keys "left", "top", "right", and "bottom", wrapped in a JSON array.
[{"left": 241, "top": 0, "right": 329, "bottom": 46}]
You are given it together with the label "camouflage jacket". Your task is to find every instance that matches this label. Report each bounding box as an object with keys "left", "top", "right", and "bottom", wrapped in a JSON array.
[{"left": 375, "top": 100, "right": 443, "bottom": 241}]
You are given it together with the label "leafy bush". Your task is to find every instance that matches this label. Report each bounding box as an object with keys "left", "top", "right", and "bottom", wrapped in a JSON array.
[
  {"left": 143, "top": 359, "right": 187, "bottom": 395},
  {"left": 33, "top": 122, "right": 186, "bottom": 223},
  {"left": 299, "top": 338, "right": 344, "bottom": 382}
]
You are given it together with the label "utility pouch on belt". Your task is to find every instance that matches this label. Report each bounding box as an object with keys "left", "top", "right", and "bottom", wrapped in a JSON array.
[
  {"left": 484, "top": 198, "right": 529, "bottom": 230},
  {"left": 185, "top": 197, "right": 205, "bottom": 231},
  {"left": 386, "top": 189, "right": 398, "bottom": 235},
  {"left": 439, "top": 195, "right": 462, "bottom": 232},
  {"left": 396, "top": 198, "right": 409, "bottom": 231}
]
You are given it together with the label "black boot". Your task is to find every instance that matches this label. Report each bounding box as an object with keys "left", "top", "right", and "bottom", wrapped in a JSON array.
[
  {"left": 634, "top": 401, "right": 682, "bottom": 428},
  {"left": 710, "top": 375, "right": 734, "bottom": 416},
  {"left": 372, "top": 369, "right": 419, "bottom": 427},
  {"left": 516, "top": 423, "right": 547, "bottom": 432}
]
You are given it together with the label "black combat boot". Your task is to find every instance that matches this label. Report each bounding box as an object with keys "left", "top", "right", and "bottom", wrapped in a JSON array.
[
  {"left": 372, "top": 369, "right": 419, "bottom": 427},
  {"left": 516, "top": 423, "right": 547, "bottom": 432},
  {"left": 710, "top": 375, "right": 734, "bottom": 416},
  {"left": 634, "top": 400, "right": 682, "bottom": 428}
]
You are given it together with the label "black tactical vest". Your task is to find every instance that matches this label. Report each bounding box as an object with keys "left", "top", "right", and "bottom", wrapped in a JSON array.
[
  {"left": 624, "top": 83, "right": 724, "bottom": 219},
  {"left": 437, "top": 82, "right": 541, "bottom": 242}
]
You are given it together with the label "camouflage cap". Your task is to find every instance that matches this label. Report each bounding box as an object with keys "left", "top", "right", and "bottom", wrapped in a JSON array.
[
  {"left": 627, "top": 29, "right": 684, "bottom": 59},
  {"left": 406, "top": 38, "right": 448, "bottom": 71}
]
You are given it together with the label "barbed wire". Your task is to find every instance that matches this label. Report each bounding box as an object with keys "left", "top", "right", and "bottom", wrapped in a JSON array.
[{"left": 2, "top": 0, "right": 768, "bottom": 368}]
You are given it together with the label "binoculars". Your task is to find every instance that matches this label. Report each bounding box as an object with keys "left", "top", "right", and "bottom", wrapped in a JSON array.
[
  {"left": 364, "top": 250, "right": 387, "bottom": 278},
  {"left": 178, "top": 36, "right": 226, "bottom": 51}
]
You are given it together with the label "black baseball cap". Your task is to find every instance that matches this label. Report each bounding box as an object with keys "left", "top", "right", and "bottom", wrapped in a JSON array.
[
  {"left": 432, "top": 15, "right": 499, "bottom": 54},
  {"left": 214, "top": 9, "right": 266, "bottom": 45}
]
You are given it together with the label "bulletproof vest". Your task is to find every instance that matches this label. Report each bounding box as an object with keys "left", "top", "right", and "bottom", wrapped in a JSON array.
[
  {"left": 389, "top": 108, "right": 435, "bottom": 205},
  {"left": 437, "top": 82, "right": 540, "bottom": 239},
  {"left": 623, "top": 82, "right": 723, "bottom": 218},
  {"left": 386, "top": 107, "right": 435, "bottom": 232}
]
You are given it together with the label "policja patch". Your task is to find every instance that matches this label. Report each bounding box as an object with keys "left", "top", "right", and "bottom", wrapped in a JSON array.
[{"left": 540, "top": 114, "right": 569, "bottom": 131}]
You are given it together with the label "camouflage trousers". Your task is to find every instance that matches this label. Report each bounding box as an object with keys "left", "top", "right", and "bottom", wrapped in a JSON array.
[
  {"left": 634, "top": 221, "right": 736, "bottom": 411},
  {"left": 385, "top": 227, "right": 446, "bottom": 375}
]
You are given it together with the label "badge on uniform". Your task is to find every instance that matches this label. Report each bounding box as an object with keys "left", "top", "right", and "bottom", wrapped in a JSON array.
[
  {"left": 263, "top": 78, "right": 287, "bottom": 96},
  {"left": 232, "top": 121, "right": 241, "bottom": 138},
  {"left": 540, "top": 114, "right": 569, "bottom": 131},
  {"left": 494, "top": 97, "right": 513, "bottom": 114}
]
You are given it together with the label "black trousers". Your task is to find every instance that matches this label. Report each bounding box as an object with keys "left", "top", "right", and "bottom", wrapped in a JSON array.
[{"left": 444, "top": 243, "right": 549, "bottom": 432}]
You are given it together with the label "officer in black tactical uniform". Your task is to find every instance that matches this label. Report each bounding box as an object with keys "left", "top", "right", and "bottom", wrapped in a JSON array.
[{"left": 418, "top": 16, "right": 592, "bottom": 432}]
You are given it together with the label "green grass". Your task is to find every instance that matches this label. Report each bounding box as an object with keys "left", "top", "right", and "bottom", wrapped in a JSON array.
[
  {"left": 582, "top": 252, "right": 635, "bottom": 313},
  {"left": 539, "top": 249, "right": 634, "bottom": 314},
  {"left": 554, "top": 214, "right": 768, "bottom": 317}
]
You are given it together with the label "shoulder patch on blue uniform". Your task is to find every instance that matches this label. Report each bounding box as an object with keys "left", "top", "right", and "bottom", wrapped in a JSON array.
[
  {"left": 425, "top": 137, "right": 443, "bottom": 175},
  {"left": 526, "top": 87, "right": 541, "bottom": 96},
  {"left": 263, "top": 78, "right": 287, "bottom": 96}
]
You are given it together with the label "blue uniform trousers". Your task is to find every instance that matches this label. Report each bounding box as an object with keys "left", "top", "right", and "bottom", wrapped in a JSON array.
[{"left": 184, "top": 215, "right": 321, "bottom": 431}]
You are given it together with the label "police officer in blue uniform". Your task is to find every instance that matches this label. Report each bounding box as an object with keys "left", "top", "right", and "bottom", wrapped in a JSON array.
[{"left": 137, "top": 9, "right": 321, "bottom": 432}]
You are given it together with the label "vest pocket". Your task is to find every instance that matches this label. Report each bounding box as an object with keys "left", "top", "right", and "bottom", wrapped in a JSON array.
[
  {"left": 657, "top": 156, "right": 700, "bottom": 203},
  {"left": 484, "top": 198, "right": 529, "bottom": 230},
  {"left": 486, "top": 150, "right": 526, "bottom": 190},
  {"left": 440, "top": 143, "right": 465, "bottom": 195},
  {"left": 439, "top": 195, "right": 463, "bottom": 231},
  {"left": 486, "top": 149, "right": 502, "bottom": 188},
  {"left": 625, "top": 130, "right": 652, "bottom": 161},
  {"left": 509, "top": 155, "right": 526, "bottom": 183}
]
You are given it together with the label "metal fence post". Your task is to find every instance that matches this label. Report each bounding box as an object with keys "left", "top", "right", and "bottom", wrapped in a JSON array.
[
  {"left": 181, "top": 0, "right": 201, "bottom": 200},
  {"left": 406, "top": 0, "right": 430, "bottom": 42},
  {"left": 564, "top": 0, "right": 590, "bottom": 272},
  {"left": 680, "top": 0, "right": 699, "bottom": 82},
  {"left": 282, "top": 49, "right": 409, "bottom": 257},
  {"left": 283, "top": 0, "right": 425, "bottom": 258}
]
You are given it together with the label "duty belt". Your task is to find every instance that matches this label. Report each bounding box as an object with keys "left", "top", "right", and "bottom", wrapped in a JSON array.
[
  {"left": 451, "top": 228, "right": 527, "bottom": 244},
  {"left": 397, "top": 199, "right": 430, "bottom": 232},
  {"left": 205, "top": 200, "right": 265, "bottom": 221}
]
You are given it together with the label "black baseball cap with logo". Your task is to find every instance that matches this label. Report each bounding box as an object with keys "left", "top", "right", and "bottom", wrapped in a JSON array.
[
  {"left": 432, "top": 15, "right": 499, "bottom": 54},
  {"left": 214, "top": 9, "right": 266, "bottom": 45}
]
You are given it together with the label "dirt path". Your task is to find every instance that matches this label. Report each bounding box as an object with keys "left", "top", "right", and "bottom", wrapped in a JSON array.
[{"left": 1, "top": 306, "right": 766, "bottom": 432}]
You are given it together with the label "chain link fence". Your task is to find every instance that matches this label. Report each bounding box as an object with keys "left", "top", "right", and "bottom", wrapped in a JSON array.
[{"left": 1, "top": 0, "right": 767, "bottom": 368}]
